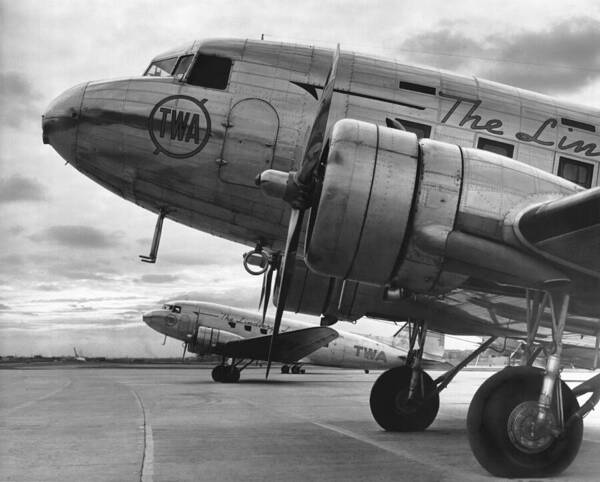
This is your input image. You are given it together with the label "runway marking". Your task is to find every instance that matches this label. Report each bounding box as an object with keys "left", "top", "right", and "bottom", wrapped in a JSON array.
[
  {"left": 128, "top": 387, "right": 154, "bottom": 482},
  {"left": 0, "top": 377, "right": 72, "bottom": 415}
]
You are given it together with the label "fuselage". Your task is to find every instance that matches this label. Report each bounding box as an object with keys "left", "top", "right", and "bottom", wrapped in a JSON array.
[
  {"left": 143, "top": 301, "right": 445, "bottom": 369},
  {"left": 43, "top": 38, "right": 600, "bottom": 253}
]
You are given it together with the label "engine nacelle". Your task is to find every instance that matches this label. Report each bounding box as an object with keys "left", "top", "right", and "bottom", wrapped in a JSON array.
[
  {"left": 305, "top": 119, "right": 576, "bottom": 294},
  {"left": 188, "top": 326, "right": 243, "bottom": 355},
  {"left": 306, "top": 119, "right": 464, "bottom": 293}
]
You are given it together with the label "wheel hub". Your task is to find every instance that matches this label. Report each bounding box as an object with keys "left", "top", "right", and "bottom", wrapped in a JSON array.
[{"left": 507, "top": 401, "right": 556, "bottom": 453}]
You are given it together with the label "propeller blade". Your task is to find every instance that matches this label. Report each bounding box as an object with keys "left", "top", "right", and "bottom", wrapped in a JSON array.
[
  {"left": 264, "top": 46, "right": 340, "bottom": 378},
  {"left": 295, "top": 44, "right": 340, "bottom": 188},
  {"left": 265, "top": 209, "right": 304, "bottom": 378}
]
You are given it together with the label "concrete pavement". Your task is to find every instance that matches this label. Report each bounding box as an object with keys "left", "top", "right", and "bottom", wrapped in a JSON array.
[{"left": 1, "top": 366, "right": 599, "bottom": 481}]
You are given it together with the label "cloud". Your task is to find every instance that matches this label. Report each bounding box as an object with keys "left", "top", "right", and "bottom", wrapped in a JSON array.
[
  {"left": 34, "top": 283, "right": 62, "bottom": 291},
  {"left": 135, "top": 274, "right": 180, "bottom": 284},
  {"left": 0, "top": 72, "right": 43, "bottom": 129},
  {"left": 0, "top": 303, "right": 11, "bottom": 310},
  {"left": 8, "top": 225, "right": 25, "bottom": 236},
  {"left": 0, "top": 175, "right": 47, "bottom": 203},
  {"left": 399, "top": 18, "right": 600, "bottom": 94},
  {"left": 29, "top": 225, "right": 117, "bottom": 248}
]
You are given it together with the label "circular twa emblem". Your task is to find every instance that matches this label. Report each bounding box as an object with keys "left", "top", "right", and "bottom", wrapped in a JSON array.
[{"left": 148, "top": 95, "right": 211, "bottom": 158}]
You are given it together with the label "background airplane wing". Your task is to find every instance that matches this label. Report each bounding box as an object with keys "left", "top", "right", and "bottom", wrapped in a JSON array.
[
  {"left": 515, "top": 187, "right": 600, "bottom": 277},
  {"left": 223, "top": 326, "right": 339, "bottom": 363}
]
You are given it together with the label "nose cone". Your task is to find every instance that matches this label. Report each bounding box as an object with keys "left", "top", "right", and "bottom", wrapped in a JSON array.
[
  {"left": 143, "top": 311, "right": 162, "bottom": 333},
  {"left": 42, "top": 82, "right": 88, "bottom": 163}
]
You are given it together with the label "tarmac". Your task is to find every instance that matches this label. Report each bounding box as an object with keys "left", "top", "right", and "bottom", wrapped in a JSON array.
[{"left": 1, "top": 365, "right": 599, "bottom": 482}]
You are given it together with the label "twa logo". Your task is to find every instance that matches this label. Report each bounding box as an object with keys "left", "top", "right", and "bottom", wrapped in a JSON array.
[{"left": 148, "top": 95, "right": 211, "bottom": 158}]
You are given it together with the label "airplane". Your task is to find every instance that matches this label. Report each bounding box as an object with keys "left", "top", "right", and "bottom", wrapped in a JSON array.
[
  {"left": 142, "top": 300, "right": 447, "bottom": 381},
  {"left": 42, "top": 38, "right": 600, "bottom": 478},
  {"left": 73, "top": 347, "right": 86, "bottom": 362}
]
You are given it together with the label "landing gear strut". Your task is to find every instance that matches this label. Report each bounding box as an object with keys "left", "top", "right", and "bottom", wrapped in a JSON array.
[{"left": 467, "top": 288, "right": 586, "bottom": 477}]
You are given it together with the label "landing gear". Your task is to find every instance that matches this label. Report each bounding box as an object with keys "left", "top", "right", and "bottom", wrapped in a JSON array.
[
  {"left": 211, "top": 356, "right": 256, "bottom": 383},
  {"left": 281, "top": 364, "right": 304, "bottom": 374},
  {"left": 370, "top": 365, "right": 439, "bottom": 431},
  {"left": 466, "top": 287, "right": 599, "bottom": 477},
  {"left": 370, "top": 321, "right": 440, "bottom": 431},
  {"left": 467, "top": 366, "right": 583, "bottom": 478},
  {"left": 211, "top": 364, "right": 241, "bottom": 383}
]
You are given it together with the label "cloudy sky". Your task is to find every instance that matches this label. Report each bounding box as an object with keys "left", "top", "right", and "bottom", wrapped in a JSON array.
[{"left": 1, "top": 0, "right": 599, "bottom": 357}]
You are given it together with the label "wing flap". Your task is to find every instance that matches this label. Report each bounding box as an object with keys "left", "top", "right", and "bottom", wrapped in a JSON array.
[{"left": 223, "top": 326, "right": 338, "bottom": 363}]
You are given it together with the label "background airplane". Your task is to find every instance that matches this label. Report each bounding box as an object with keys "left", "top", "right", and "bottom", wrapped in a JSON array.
[
  {"left": 73, "top": 347, "right": 86, "bottom": 362},
  {"left": 42, "top": 38, "right": 600, "bottom": 477},
  {"left": 143, "top": 301, "right": 447, "bottom": 382}
]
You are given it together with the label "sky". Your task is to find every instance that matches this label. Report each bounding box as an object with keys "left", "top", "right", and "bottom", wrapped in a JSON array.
[{"left": 1, "top": 0, "right": 599, "bottom": 357}]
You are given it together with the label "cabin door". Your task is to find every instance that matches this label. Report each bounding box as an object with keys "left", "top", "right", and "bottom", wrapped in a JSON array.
[{"left": 219, "top": 98, "right": 279, "bottom": 187}]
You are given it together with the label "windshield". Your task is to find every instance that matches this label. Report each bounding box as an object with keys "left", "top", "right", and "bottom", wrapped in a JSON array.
[{"left": 144, "top": 57, "right": 178, "bottom": 77}]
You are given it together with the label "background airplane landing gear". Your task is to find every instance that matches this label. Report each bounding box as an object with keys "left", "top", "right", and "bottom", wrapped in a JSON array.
[
  {"left": 467, "top": 366, "right": 583, "bottom": 478},
  {"left": 370, "top": 366, "right": 440, "bottom": 431},
  {"left": 211, "top": 365, "right": 241, "bottom": 383},
  {"left": 281, "top": 365, "right": 290, "bottom": 374}
]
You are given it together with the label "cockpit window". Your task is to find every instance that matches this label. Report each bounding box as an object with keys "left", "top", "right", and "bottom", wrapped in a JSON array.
[
  {"left": 161, "top": 304, "right": 181, "bottom": 313},
  {"left": 187, "top": 54, "right": 232, "bottom": 90},
  {"left": 144, "top": 57, "right": 178, "bottom": 77},
  {"left": 173, "top": 55, "right": 193, "bottom": 79}
]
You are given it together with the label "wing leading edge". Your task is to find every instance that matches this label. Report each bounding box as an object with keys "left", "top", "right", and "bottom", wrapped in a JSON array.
[{"left": 515, "top": 187, "right": 600, "bottom": 277}]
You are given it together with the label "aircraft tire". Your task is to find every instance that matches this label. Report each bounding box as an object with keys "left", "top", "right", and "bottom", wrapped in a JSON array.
[
  {"left": 223, "top": 366, "right": 240, "bottom": 383},
  {"left": 291, "top": 365, "right": 300, "bottom": 374},
  {"left": 281, "top": 365, "right": 290, "bottom": 374},
  {"left": 212, "top": 365, "right": 226, "bottom": 382},
  {"left": 369, "top": 366, "right": 439, "bottom": 432},
  {"left": 467, "top": 366, "right": 583, "bottom": 478}
]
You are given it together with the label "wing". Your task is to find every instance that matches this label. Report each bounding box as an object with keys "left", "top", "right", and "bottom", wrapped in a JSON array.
[
  {"left": 222, "top": 326, "right": 338, "bottom": 363},
  {"left": 515, "top": 187, "right": 600, "bottom": 278}
]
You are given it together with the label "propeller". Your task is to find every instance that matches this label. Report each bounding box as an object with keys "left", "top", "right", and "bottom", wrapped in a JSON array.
[{"left": 264, "top": 45, "right": 340, "bottom": 378}]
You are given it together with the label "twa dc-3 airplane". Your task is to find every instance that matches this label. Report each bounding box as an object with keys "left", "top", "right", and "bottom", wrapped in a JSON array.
[
  {"left": 43, "top": 38, "right": 600, "bottom": 477},
  {"left": 142, "top": 301, "right": 446, "bottom": 380}
]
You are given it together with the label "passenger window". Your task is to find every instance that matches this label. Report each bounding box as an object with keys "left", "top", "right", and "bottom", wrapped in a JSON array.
[
  {"left": 477, "top": 137, "right": 514, "bottom": 158},
  {"left": 144, "top": 57, "right": 178, "bottom": 77},
  {"left": 244, "top": 325, "right": 252, "bottom": 332},
  {"left": 387, "top": 118, "right": 431, "bottom": 139},
  {"left": 173, "top": 305, "right": 181, "bottom": 314},
  {"left": 187, "top": 54, "right": 232, "bottom": 89},
  {"left": 260, "top": 328, "right": 268, "bottom": 335},
  {"left": 558, "top": 157, "right": 593, "bottom": 188},
  {"left": 173, "top": 55, "right": 193, "bottom": 79},
  {"left": 228, "top": 321, "right": 236, "bottom": 329}
]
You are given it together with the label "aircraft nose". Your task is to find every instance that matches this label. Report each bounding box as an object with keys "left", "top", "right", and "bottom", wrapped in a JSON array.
[
  {"left": 42, "top": 82, "right": 88, "bottom": 163},
  {"left": 143, "top": 310, "right": 169, "bottom": 334}
]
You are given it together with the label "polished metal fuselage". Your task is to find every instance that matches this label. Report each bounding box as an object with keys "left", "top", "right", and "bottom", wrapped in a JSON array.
[{"left": 54, "top": 38, "right": 599, "bottom": 253}]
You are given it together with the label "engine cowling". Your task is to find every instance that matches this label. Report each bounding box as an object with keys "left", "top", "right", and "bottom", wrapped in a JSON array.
[
  {"left": 187, "top": 326, "right": 243, "bottom": 355},
  {"left": 306, "top": 119, "right": 465, "bottom": 293}
]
